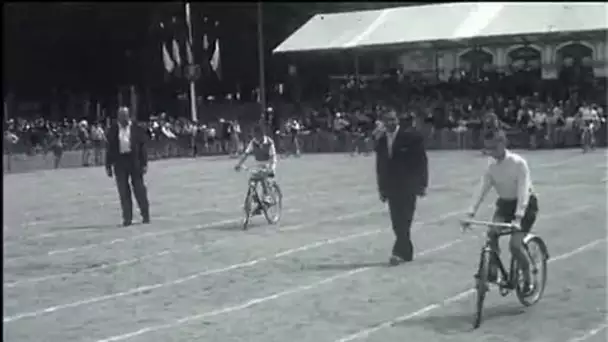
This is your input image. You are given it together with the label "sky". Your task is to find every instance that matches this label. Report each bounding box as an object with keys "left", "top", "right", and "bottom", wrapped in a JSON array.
[{"left": 3, "top": 2, "right": 427, "bottom": 99}]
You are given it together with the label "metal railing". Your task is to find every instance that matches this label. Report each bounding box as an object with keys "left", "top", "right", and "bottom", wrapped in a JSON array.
[{"left": 4, "top": 125, "right": 606, "bottom": 173}]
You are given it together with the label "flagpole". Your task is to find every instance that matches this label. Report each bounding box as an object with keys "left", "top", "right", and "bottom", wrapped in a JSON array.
[
  {"left": 184, "top": 2, "right": 198, "bottom": 123},
  {"left": 3, "top": 97, "right": 8, "bottom": 123},
  {"left": 257, "top": 2, "right": 266, "bottom": 120}
]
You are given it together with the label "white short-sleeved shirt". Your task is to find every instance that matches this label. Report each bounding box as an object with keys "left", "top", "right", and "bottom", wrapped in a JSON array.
[{"left": 469, "top": 150, "right": 534, "bottom": 217}]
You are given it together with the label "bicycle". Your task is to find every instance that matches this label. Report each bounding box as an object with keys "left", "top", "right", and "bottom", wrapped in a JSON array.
[
  {"left": 238, "top": 166, "right": 283, "bottom": 230},
  {"left": 460, "top": 219, "right": 549, "bottom": 329},
  {"left": 580, "top": 124, "right": 595, "bottom": 153}
]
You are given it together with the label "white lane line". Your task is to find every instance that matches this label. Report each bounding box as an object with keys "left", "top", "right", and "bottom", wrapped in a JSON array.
[
  {"left": 2, "top": 170, "right": 474, "bottom": 262},
  {"left": 5, "top": 156, "right": 582, "bottom": 261},
  {"left": 2, "top": 207, "right": 466, "bottom": 322},
  {"left": 6, "top": 152, "right": 471, "bottom": 240},
  {"left": 334, "top": 238, "right": 608, "bottom": 342},
  {"left": 94, "top": 236, "right": 468, "bottom": 342},
  {"left": 13, "top": 154, "right": 405, "bottom": 218},
  {"left": 12, "top": 169, "right": 370, "bottom": 230},
  {"left": 568, "top": 321, "right": 608, "bottom": 342},
  {"left": 3, "top": 202, "right": 593, "bottom": 324},
  {"left": 5, "top": 175, "right": 375, "bottom": 243},
  {"left": 6, "top": 153, "right": 581, "bottom": 232},
  {"left": 94, "top": 233, "right": 604, "bottom": 342},
  {"left": 3, "top": 200, "right": 464, "bottom": 288}
]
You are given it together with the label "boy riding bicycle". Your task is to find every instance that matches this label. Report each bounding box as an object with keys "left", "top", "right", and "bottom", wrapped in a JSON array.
[
  {"left": 464, "top": 131, "right": 539, "bottom": 295},
  {"left": 578, "top": 104, "right": 600, "bottom": 149},
  {"left": 234, "top": 124, "right": 278, "bottom": 208}
]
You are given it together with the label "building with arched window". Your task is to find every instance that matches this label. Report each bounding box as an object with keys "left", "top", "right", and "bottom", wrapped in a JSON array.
[{"left": 275, "top": 2, "right": 607, "bottom": 83}]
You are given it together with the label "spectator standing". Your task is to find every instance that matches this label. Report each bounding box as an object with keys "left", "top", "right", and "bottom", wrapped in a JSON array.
[
  {"left": 105, "top": 107, "right": 150, "bottom": 226},
  {"left": 90, "top": 123, "right": 106, "bottom": 166},
  {"left": 375, "top": 111, "right": 428, "bottom": 266}
]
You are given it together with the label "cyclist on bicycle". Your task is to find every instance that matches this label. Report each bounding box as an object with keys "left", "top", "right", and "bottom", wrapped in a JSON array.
[
  {"left": 578, "top": 104, "right": 600, "bottom": 148},
  {"left": 464, "top": 131, "right": 539, "bottom": 295},
  {"left": 234, "top": 124, "right": 278, "bottom": 206}
]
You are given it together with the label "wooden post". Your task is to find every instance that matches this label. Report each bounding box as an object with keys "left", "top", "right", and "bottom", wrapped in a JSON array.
[
  {"left": 96, "top": 101, "right": 101, "bottom": 123},
  {"left": 257, "top": 2, "right": 267, "bottom": 119},
  {"left": 130, "top": 85, "right": 138, "bottom": 121},
  {"left": 117, "top": 88, "right": 124, "bottom": 108},
  {"left": 354, "top": 53, "right": 360, "bottom": 86},
  {"left": 4, "top": 98, "right": 10, "bottom": 173}
]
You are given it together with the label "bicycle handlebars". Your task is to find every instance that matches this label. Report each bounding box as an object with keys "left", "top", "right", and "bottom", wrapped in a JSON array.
[
  {"left": 460, "top": 219, "right": 521, "bottom": 234},
  {"left": 460, "top": 219, "right": 519, "bottom": 229}
]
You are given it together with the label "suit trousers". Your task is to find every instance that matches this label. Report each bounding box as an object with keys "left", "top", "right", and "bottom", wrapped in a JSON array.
[
  {"left": 115, "top": 153, "right": 149, "bottom": 223},
  {"left": 387, "top": 191, "right": 417, "bottom": 260}
]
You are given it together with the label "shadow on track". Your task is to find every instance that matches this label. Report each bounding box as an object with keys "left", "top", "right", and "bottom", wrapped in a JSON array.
[
  {"left": 301, "top": 261, "right": 389, "bottom": 271},
  {"left": 392, "top": 303, "right": 526, "bottom": 334}
]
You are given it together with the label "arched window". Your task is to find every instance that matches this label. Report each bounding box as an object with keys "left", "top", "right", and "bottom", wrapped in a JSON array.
[
  {"left": 459, "top": 49, "right": 494, "bottom": 80},
  {"left": 557, "top": 43, "right": 593, "bottom": 66},
  {"left": 557, "top": 43, "right": 594, "bottom": 84},
  {"left": 507, "top": 46, "right": 541, "bottom": 76}
]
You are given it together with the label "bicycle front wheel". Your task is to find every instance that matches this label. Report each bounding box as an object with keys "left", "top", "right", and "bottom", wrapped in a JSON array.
[
  {"left": 242, "top": 187, "right": 254, "bottom": 230},
  {"left": 263, "top": 182, "right": 283, "bottom": 224},
  {"left": 474, "top": 250, "right": 492, "bottom": 329},
  {"left": 516, "top": 236, "right": 548, "bottom": 306}
]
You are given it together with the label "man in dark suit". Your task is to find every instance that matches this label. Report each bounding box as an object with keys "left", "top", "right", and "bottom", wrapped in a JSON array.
[
  {"left": 105, "top": 107, "right": 150, "bottom": 226},
  {"left": 375, "top": 110, "right": 428, "bottom": 265}
]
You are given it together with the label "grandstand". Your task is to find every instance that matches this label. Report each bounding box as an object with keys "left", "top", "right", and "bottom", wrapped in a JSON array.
[{"left": 274, "top": 2, "right": 607, "bottom": 80}]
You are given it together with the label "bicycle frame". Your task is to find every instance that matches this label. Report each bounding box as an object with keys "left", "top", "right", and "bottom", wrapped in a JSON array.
[
  {"left": 245, "top": 170, "right": 270, "bottom": 208},
  {"left": 480, "top": 240, "right": 518, "bottom": 290},
  {"left": 464, "top": 219, "right": 522, "bottom": 289},
  {"left": 240, "top": 165, "right": 281, "bottom": 229}
]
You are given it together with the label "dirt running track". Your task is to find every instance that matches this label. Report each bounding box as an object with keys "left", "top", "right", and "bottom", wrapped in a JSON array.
[{"left": 3, "top": 150, "right": 607, "bottom": 342}]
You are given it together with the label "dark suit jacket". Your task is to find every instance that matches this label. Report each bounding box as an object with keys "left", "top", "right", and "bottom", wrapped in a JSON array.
[
  {"left": 105, "top": 123, "right": 148, "bottom": 171},
  {"left": 375, "top": 127, "right": 428, "bottom": 198}
]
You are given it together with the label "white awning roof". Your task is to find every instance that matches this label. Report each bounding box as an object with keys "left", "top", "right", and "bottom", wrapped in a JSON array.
[{"left": 273, "top": 2, "right": 608, "bottom": 53}]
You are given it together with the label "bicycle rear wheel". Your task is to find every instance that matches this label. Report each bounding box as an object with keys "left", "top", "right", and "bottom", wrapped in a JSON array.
[
  {"left": 242, "top": 187, "right": 254, "bottom": 230},
  {"left": 474, "top": 251, "right": 492, "bottom": 329},
  {"left": 263, "top": 182, "right": 283, "bottom": 224},
  {"left": 582, "top": 130, "right": 591, "bottom": 152},
  {"left": 516, "top": 237, "right": 548, "bottom": 306}
]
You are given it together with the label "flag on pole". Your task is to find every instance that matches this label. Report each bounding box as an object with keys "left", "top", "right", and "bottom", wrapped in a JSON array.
[
  {"left": 185, "top": 40, "right": 193, "bottom": 64},
  {"left": 202, "top": 34, "right": 209, "bottom": 51},
  {"left": 210, "top": 38, "right": 221, "bottom": 80},
  {"left": 172, "top": 39, "right": 182, "bottom": 66},
  {"left": 162, "top": 42, "right": 175, "bottom": 73}
]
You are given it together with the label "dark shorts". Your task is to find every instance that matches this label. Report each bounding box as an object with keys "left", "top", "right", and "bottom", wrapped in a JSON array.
[{"left": 493, "top": 194, "right": 539, "bottom": 233}]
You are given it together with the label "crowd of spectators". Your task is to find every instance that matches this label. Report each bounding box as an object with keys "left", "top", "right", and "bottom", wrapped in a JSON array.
[
  {"left": 283, "top": 63, "right": 607, "bottom": 150},
  {"left": 4, "top": 62, "right": 607, "bottom": 162}
]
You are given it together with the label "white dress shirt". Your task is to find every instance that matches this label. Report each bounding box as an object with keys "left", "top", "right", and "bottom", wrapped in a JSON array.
[
  {"left": 469, "top": 150, "right": 533, "bottom": 217},
  {"left": 386, "top": 126, "right": 400, "bottom": 158},
  {"left": 118, "top": 123, "right": 132, "bottom": 154}
]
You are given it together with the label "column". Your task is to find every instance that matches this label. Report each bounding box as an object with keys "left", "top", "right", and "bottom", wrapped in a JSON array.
[
  {"left": 495, "top": 47, "right": 506, "bottom": 69},
  {"left": 542, "top": 44, "right": 557, "bottom": 80}
]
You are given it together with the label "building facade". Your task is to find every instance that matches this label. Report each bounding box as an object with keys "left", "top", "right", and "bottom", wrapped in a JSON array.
[{"left": 387, "top": 35, "right": 607, "bottom": 81}]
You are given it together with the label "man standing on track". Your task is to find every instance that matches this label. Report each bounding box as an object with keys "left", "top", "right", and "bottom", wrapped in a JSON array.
[
  {"left": 105, "top": 107, "right": 150, "bottom": 226},
  {"left": 375, "top": 110, "right": 428, "bottom": 266}
]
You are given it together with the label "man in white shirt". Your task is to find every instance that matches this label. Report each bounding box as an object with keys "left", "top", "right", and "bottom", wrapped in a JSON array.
[
  {"left": 106, "top": 107, "right": 150, "bottom": 226},
  {"left": 376, "top": 111, "right": 428, "bottom": 266},
  {"left": 91, "top": 123, "right": 106, "bottom": 166},
  {"left": 465, "top": 131, "right": 539, "bottom": 294}
]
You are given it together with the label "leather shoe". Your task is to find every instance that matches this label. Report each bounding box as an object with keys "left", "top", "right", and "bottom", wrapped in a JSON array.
[
  {"left": 389, "top": 255, "right": 404, "bottom": 266},
  {"left": 142, "top": 217, "right": 150, "bottom": 224},
  {"left": 389, "top": 254, "right": 413, "bottom": 266},
  {"left": 122, "top": 221, "right": 132, "bottom": 227}
]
